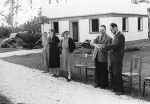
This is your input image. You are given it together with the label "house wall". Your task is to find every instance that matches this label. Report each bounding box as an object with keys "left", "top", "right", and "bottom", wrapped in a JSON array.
[
  {"left": 59, "top": 21, "right": 69, "bottom": 39},
  {"left": 110, "top": 17, "right": 148, "bottom": 41},
  {"left": 41, "top": 23, "right": 52, "bottom": 33},
  {"left": 79, "top": 18, "right": 113, "bottom": 42},
  {"left": 42, "top": 16, "right": 148, "bottom": 42},
  {"left": 78, "top": 17, "right": 148, "bottom": 42}
]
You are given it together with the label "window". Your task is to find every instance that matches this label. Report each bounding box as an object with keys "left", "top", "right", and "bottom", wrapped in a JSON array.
[
  {"left": 122, "top": 17, "right": 128, "bottom": 32},
  {"left": 138, "top": 18, "right": 143, "bottom": 31},
  {"left": 89, "top": 19, "right": 99, "bottom": 33},
  {"left": 53, "top": 22, "right": 59, "bottom": 34}
]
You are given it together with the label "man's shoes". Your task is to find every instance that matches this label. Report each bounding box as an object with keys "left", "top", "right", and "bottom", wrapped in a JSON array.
[
  {"left": 52, "top": 74, "right": 57, "bottom": 77},
  {"left": 111, "top": 90, "right": 116, "bottom": 92},
  {"left": 115, "top": 91, "right": 124, "bottom": 95},
  {"left": 94, "top": 85, "right": 100, "bottom": 88},
  {"left": 42, "top": 71, "right": 48, "bottom": 73}
]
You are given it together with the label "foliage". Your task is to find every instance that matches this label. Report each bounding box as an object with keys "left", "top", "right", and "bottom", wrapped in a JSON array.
[
  {"left": 40, "top": 16, "right": 50, "bottom": 24},
  {"left": 0, "top": 0, "right": 22, "bottom": 27},
  {"left": 125, "top": 45, "right": 140, "bottom": 52},
  {"left": 79, "top": 39, "right": 94, "bottom": 49},
  {"left": 73, "top": 47, "right": 93, "bottom": 54},
  {"left": 0, "top": 26, "right": 12, "bottom": 38}
]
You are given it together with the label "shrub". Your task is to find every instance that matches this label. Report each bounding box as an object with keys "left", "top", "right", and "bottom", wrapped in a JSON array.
[
  {"left": 125, "top": 46, "right": 140, "bottom": 52},
  {"left": 81, "top": 39, "right": 94, "bottom": 49},
  {"left": 73, "top": 47, "right": 93, "bottom": 54},
  {"left": 0, "top": 26, "right": 12, "bottom": 38},
  {"left": 16, "top": 31, "right": 41, "bottom": 44}
]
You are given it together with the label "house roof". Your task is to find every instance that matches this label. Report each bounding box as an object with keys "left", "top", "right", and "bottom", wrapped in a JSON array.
[
  {"left": 48, "top": 13, "right": 148, "bottom": 21},
  {"left": 42, "top": 0, "right": 148, "bottom": 19}
]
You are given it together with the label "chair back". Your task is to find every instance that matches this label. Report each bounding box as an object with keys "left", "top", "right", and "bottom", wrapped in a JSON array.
[
  {"left": 130, "top": 56, "right": 142, "bottom": 76},
  {"left": 74, "top": 53, "right": 88, "bottom": 65},
  {"left": 74, "top": 53, "right": 94, "bottom": 67}
]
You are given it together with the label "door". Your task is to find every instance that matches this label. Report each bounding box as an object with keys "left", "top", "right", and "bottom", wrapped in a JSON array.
[{"left": 72, "top": 22, "right": 79, "bottom": 42}]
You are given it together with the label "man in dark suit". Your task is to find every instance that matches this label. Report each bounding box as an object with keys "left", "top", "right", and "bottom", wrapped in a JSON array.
[
  {"left": 100, "top": 23, "right": 125, "bottom": 94},
  {"left": 91, "top": 25, "right": 112, "bottom": 89}
]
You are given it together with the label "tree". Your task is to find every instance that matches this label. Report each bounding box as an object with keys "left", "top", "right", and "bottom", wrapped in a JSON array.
[
  {"left": 0, "top": 0, "right": 22, "bottom": 27},
  {"left": 131, "top": 0, "right": 149, "bottom": 4}
]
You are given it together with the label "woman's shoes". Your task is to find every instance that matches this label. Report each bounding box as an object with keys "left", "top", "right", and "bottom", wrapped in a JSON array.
[{"left": 67, "top": 78, "right": 71, "bottom": 82}]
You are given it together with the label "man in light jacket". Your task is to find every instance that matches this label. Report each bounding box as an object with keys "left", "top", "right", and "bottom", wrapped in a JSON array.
[{"left": 91, "top": 25, "right": 112, "bottom": 89}]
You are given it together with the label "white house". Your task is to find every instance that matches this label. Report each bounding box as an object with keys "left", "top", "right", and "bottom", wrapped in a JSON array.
[{"left": 41, "top": 0, "right": 149, "bottom": 42}]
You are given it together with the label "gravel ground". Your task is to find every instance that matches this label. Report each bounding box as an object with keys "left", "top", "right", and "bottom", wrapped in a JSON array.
[{"left": 0, "top": 49, "right": 149, "bottom": 104}]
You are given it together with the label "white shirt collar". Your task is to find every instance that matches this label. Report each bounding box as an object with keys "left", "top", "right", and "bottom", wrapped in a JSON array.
[{"left": 115, "top": 31, "right": 120, "bottom": 35}]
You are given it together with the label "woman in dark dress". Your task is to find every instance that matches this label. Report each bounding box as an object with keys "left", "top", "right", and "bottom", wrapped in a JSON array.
[{"left": 48, "top": 29, "right": 60, "bottom": 77}]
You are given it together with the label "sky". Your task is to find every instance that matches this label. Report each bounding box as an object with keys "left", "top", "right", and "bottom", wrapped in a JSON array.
[
  {"left": 0, "top": 0, "right": 150, "bottom": 26},
  {"left": 0, "top": 0, "right": 42, "bottom": 26},
  {"left": 42, "top": 0, "right": 149, "bottom": 18}
]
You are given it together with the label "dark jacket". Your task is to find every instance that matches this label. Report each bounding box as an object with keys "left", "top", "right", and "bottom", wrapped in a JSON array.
[
  {"left": 68, "top": 38, "right": 76, "bottom": 53},
  {"left": 104, "top": 31, "right": 125, "bottom": 62}
]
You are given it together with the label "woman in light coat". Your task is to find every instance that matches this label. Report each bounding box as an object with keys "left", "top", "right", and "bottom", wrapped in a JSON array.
[
  {"left": 42, "top": 32, "right": 49, "bottom": 72},
  {"left": 61, "top": 30, "right": 76, "bottom": 82}
]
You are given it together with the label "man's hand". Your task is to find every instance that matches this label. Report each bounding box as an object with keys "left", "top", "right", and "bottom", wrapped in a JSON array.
[
  {"left": 98, "top": 44, "right": 105, "bottom": 50},
  {"left": 94, "top": 44, "right": 100, "bottom": 48}
]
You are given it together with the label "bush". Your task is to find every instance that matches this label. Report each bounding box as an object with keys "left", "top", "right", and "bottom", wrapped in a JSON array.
[
  {"left": 125, "top": 46, "right": 140, "bottom": 52},
  {"left": 81, "top": 39, "right": 94, "bottom": 49},
  {"left": 73, "top": 47, "right": 93, "bottom": 54},
  {"left": 0, "top": 26, "right": 12, "bottom": 38},
  {"left": 16, "top": 31, "right": 41, "bottom": 44}
]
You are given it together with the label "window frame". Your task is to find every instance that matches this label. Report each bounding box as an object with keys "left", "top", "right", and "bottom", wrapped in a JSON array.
[
  {"left": 89, "top": 18, "right": 100, "bottom": 34},
  {"left": 138, "top": 17, "right": 143, "bottom": 31},
  {"left": 122, "top": 17, "right": 129, "bottom": 32},
  {"left": 52, "top": 21, "right": 59, "bottom": 35}
]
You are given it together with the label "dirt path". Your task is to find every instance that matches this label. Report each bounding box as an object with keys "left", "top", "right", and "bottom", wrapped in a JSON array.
[{"left": 0, "top": 49, "right": 149, "bottom": 104}]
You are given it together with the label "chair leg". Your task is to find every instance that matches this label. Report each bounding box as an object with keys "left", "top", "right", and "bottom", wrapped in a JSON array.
[
  {"left": 78, "top": 68, "right": 82, "bottom": 81},
  {"left": 85, "top": 69, "right": 87, "bottom": 81},
  {"left": 129, "top": 77, "right": 132, "bottom": 94},
  {"left": 77, "top": 68, "right": 80, "bottom": 80},
  {"left": 143, "top": 80, "right": 146, "bottom": 97},
  {"left": 139, "top": 76, "right": 141, "bottom": 93}
]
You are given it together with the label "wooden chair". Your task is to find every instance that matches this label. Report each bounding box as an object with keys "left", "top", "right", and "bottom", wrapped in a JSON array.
[
  {"left": 143, "top": 76, "right": 150, "bottom": 96},
  {"left": 85, "top": 54, "right": 95, "bottom": 81},
  {"left": 74, "top": 54, "right": 87, "bottom": 80},
  {"left": 74, "top": 53, "right": 95, "bottom": 81},
  {"left": 122, "top": 56, "right": 142, "bottom": 93}
]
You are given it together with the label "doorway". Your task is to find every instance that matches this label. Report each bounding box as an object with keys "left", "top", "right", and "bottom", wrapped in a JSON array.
[{"left": 71, "top": 21, "right": 79, "bottom": 42}]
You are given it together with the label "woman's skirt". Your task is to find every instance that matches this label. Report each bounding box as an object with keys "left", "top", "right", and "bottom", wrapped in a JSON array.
[
  {"left": 61, "top": 49, "right": 72, "bottom": 72},
  {"left": 42, "top": 47, "right": 49, "bottom": 67}
]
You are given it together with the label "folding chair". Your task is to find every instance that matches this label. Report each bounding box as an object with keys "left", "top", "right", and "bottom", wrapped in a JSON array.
[
  {"left": 143, "top": 76, "right": 150, "bottom": 96},
  {"left": 122, "top": 56, "right": 142, "bottom": 93},
  {"left": 74, "top": 54, "right": 87, "bottom": 80},
  {"left": 85, "top": 54, "right": 95, "bottom": 81},
  {"left": 74, "top": 53, "right": 95, "bottom": 81}
]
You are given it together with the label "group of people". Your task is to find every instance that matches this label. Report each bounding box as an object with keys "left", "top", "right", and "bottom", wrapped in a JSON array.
[
  {"left": 91, "top": 23, "right": 125, "bottom": 95},
  {"left": 42, "top": 22, "right": 125, "bottom": 95},
  {"left": 42, "top": 29, "right": 76, "bottom": 82}
]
